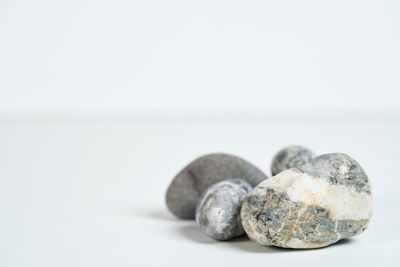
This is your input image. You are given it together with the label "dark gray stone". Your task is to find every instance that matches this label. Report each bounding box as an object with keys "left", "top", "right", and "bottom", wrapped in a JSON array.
[
  {"left": 166, "top": 153, "right": 268, "bottom": 219},
  {"left": 271, "top": 145, "right": 316, "bottom": 176},
  {"left": 195, "top": 179, "right": 253, "bottom": 240}
]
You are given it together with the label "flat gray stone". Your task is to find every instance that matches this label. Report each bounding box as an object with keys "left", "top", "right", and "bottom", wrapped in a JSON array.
[
  {"left": 196, "top": 179, "right": 253, "bottom": 240},
  {"left": 271, "top": 145, "right": 316, "bottom": 176},
  {"left": 166, "top": 153, "right": 268, "bottom": 219},
  {"left": 242, "top": 153, "right": 372, "bottom": 249}
]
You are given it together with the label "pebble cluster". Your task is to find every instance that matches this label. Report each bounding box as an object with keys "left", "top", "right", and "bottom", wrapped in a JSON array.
[
  {"left": 166, "top": 153, "right": 267, "bottom": 219},
  {"left": 166, "top": 146, "right": 373, "bottom": 249}
]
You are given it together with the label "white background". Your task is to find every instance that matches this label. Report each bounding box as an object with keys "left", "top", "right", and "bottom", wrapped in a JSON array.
[
  {"left": 1, "top": 0, "right": 400, "bottom": 113},
  {"left": 1, "top": 1, "right": 400, "bottom": 266}
]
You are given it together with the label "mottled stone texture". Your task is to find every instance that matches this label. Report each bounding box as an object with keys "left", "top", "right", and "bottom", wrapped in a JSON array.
[
  {"left": 242, "top": 153, "right": 372, "bottom": 249},
  {"left": 271, "top": 145, "right": 316, "bottom": 176},
  {"left": 196, "top": 179, "right": 253, "bottom": 240},
  {"left": 300, "top": 153, "right": 370, "bottom": 194},
  {"left": 166, "top": 153, "right": 268, "bottom": 219}
]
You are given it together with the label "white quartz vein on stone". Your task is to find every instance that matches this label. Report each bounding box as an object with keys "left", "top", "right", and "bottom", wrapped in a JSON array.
[
  {"left": 258, "top": 169, "right": 373, "bottom": 221},
  {"left": 334, "top": 220, "right": 341, "bottom": 241}
]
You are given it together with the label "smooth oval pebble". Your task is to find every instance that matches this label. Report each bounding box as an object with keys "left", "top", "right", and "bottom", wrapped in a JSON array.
[
  {"left": 195, "top": 178, "right": 253, "bottom": 240},
  {"left": 271, "top": 145, "right": 316, "bottom": 176},
  {"left": 166, "top": 153, "right": 268, "bottom": 219},
  {"left": 242, "top": 153, "right": 372, "bottom": 249}
]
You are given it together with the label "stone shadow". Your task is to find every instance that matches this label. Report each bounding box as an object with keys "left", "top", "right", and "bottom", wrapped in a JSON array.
[{"left": 146, "top": 208, "right": 357, "bottom": 253}]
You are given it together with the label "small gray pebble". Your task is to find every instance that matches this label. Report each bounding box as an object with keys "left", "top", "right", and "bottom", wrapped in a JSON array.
[
  {"left": 271, "top": 145, "right": 316, "bottom": 176},
  {"left": 166, "top": 153, "right": 268, "bottom": 219},
  {"left": 196, "top": 178, "right": 253, "bottom": 240}
]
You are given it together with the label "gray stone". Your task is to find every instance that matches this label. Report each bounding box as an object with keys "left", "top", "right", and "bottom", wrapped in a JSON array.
[
  {"left": 195, "top": 179, "right": 253, "bottom": 240},
  {"left": 271, "top": 145, "right": 316, "bottom": 176},
  {"left": 241, "top": 153, "right": 372, "bottom": 249},
  {"left": 166, "top": 153, "right": 267, "bottom": 219},
  {"left": 300, "top": 153, "right": 370, "bottom": 194}
]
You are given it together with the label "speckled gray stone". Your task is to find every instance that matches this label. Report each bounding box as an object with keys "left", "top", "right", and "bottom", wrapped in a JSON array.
[
  {"left": 241, "top": 153, "right": 372, "bottom": 249},
  {"left": 300, "top": 153, "right": 370, "bottom": 194},
  {"left": 195, "top": 179, "right": 253, "bottom": 240},
  {"left": 271, "top": 145, "right": 316, "bottom": 176},
  {"left": 166, "top": 153, "right": 268, "bottom": 219}
]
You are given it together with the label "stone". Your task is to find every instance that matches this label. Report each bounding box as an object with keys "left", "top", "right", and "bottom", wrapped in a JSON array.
[
  {"left": 271, "top": 145, "right": 316, "bottom": 176},
  {"left": 195, "top": 179, "right": 253, "bottom": 240},
  {"left": 166, "top": 153, "right": 268, "bottom": 219},
  {"left": 241, "top": 153, "right": 372, "bottom": 249}
]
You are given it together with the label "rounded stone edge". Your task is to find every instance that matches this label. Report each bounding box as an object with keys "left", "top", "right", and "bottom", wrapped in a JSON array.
[
  {"left": 195, "top": 178, "right": 253, "bottom": 241},
  {"left": 165, "top": 153, "right": 268, "bottom": 219},
  {"left": 271, "top": 145, "right": 316, "bottom": 176},
  {"left": 242, "top": 156, "right": 373, "bottom": 249}
]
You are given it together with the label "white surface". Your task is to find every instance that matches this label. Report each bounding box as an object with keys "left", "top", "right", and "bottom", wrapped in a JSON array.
[
  {"left": 1, "top": 1, "right": 400, "bottom": 264},
  {"left": 1, "top": 0, "right": 400, "bottom": 112},
  {"left": 1, "top": 114, "right": 400, "bottom": 266}
]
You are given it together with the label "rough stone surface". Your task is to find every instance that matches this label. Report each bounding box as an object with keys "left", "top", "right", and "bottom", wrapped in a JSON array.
[
  {"left": 271, "top": 145, "right": 316, "bottom": 176},
  {"left": 195, "top": 179, "right": 253, "bottom": 240},
  {"left": 300, "top": 153, "right": 370, "bottom": 194},
  {"left": 166, "top": 153, "right": 268, "bottom": 219},
  {"left": 241, "top": 153, "right": 372, "bottom": 249}
]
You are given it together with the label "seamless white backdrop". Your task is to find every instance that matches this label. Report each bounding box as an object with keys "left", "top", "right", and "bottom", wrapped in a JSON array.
[
  {"left": 1, "top": 0, "right": 400, "bottom": 113},
  {"left": 1, "top": 2, "right": 400, "bottom": 267}
]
